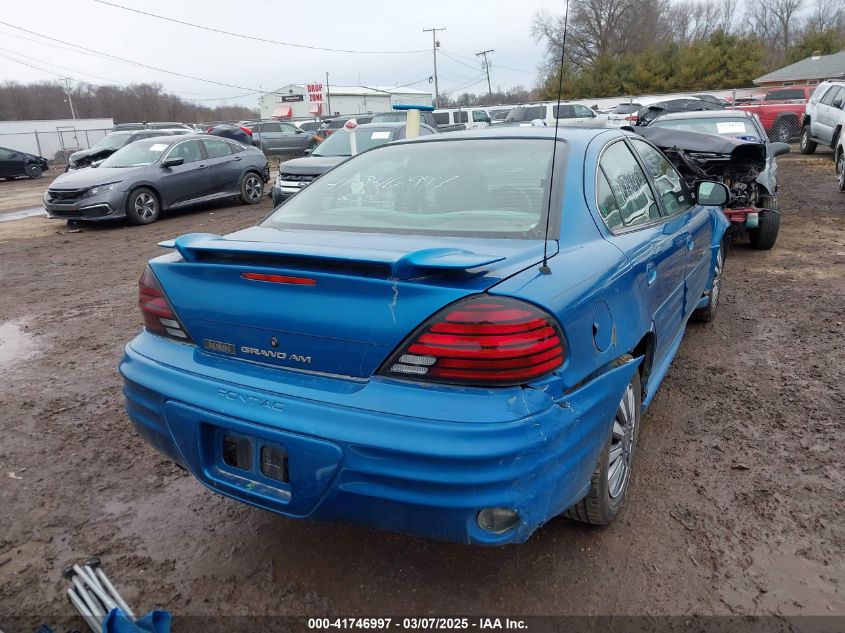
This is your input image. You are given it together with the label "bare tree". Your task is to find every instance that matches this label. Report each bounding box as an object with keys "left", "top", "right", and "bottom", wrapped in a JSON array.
[{"left": 748, "top": 0, "right": 804, "bottom": 55}]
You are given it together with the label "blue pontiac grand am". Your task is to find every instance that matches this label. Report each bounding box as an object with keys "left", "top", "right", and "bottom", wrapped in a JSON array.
[{"left": 120, "top": 127, "right": 729, "bottom": 545}]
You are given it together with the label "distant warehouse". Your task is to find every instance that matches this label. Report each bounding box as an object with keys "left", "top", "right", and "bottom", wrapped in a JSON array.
[{"left": 258, "top": 84, "right": 433, "bottom": 120}]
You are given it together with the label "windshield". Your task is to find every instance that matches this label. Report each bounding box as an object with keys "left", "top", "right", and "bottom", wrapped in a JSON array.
[
  {"left": 652, "top": 117, "right": 761, "bottom": 139},
  {"left": 263, "top": 139, "right": 559, "bottom": 238},
  {"left": 98, "top": 140, "right": 170, "bottom": 168},
  {"left": 312, "top": 128, "right": 398, "bottom": 157},
  {"left": 505, "top": 105, "right": 546, "bottom": 122},
  {"left": 91, "top": 132, "right": 134, "bottom": 150}
]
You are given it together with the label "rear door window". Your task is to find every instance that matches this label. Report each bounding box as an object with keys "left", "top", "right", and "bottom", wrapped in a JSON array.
[
  {"left": 454, "top": 111, "right": 468, "bottom": 124},
  {"left": 433, "top": 112, "right": 450, "bottom": 125},
  {"left": 553, "top": 105, "right": 576, "bottom": 119},
  {"left": 203, "top": 138, "right": 234, "bottom": 158},
  {"left": 630, "top": 139, "right": 693, "bottom": 217},
  {"left": 598, "top": 141, "right": 659, "bottom": 228}
]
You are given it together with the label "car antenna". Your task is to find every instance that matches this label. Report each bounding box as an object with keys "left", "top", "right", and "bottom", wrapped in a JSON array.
[{"left": 540, "top": 0, "right": 570, "bottom": 276}]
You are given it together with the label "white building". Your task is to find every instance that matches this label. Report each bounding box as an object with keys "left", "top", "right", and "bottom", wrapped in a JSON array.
[{"left": 258, "top": 85, "right": 433, "bottom": 120}]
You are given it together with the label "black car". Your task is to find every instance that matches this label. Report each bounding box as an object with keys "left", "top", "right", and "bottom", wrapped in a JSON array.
[
  {"left": 67, "top": 129, "right": 190, "bottom": 170},
  {"left": 0, "top": 146, "right": 49, "bottom": 180},
  {"left": 206, "top": 124, "right": 253, "bottom": 145}
]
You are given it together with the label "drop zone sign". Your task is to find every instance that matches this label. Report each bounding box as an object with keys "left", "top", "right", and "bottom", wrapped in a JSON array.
[{"left": 307, "top": 83, "right": 324, "bottom": 103}]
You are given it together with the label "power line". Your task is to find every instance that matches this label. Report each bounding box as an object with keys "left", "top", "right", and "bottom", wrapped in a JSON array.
[
  {"left": 91, "top": 0, "right": 428, "bottom": 55},
  {"left": 0, "top": 20, "right": 263, "bottom": 92},
  {"left": 439, "top": 51, "right": 480, "bottom": 72},
  {"left": 441, "top": 49, "right": 536, "bottom": 75},
  {"left": 0, "top": 29, "right": 251, "bottom": 97}
]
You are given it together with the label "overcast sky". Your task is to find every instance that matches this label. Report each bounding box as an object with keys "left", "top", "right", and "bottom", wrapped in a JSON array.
[{"left": 0, "top": 0, "right": 556, "bottom": 108}]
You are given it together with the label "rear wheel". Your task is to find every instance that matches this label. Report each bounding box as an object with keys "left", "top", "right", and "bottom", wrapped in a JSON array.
[
  {"left": 691, "top": 245, "right": 724, "bottom": 323},
  {"left": 125, "top": 187, "right": 160, "bottom": 225},
  {"left": 26, "top": 164, "right": 43, "bottom": 179},
  {"left": 799, "top": 126, "right": 817, "bottom": 154},
  {"left": 566, "top": 355, "right": 641, "bottom": 525},
  {"left": 240, "top": 172, "right": 264, "bottom": 205}
]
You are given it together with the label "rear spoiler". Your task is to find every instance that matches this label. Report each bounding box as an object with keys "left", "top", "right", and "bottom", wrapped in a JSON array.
[{"left": 159, "top": 233, "right": 505, "bottom": 280}]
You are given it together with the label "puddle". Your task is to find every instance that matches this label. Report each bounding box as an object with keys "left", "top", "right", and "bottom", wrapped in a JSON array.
[
  {"left": 0, "top": 320, "right": 37, "bottom": 368},
  {"left": 0, "top": 207, "right": 47, "bottom": 223}
]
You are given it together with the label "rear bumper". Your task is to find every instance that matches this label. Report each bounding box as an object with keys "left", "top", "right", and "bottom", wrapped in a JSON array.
[{"left": 120, "top": 333, "right": 638, "bottom": 545}]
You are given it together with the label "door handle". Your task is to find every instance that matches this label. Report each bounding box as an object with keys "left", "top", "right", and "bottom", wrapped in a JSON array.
[
  {"left": 646, "top": 262, "right": 657, "bottom": 286},
  {"left": 234, "top": 156, "right": 243, "bottom": 161},
  {"left": 197, "top": 164, "right": 207, "bottom": 170}
]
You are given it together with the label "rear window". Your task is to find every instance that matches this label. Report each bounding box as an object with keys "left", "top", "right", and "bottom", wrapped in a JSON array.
[
  {"left": 433, "top": 112, "right": 450, "bottom": 125},
  {"left": 262, "top": 139, "right": 560, "bottom": 238},
  {"left": 765, "top": 88, "right": 806, "bottom": 101},
  {"left": 505, "top": 106, "right": 546, "bottom": 122}
]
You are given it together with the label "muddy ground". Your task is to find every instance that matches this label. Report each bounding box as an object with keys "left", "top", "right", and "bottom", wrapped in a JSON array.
[{"left": 0, "top": 153, "right": 843, "bottom": 628}]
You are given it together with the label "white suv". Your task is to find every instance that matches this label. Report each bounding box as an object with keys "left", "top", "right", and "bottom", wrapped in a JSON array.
[{"left": 801, "top": 80, "right": 845, "bottom": 154}]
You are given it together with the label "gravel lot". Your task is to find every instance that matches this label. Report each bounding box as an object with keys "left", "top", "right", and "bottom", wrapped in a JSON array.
[{"left": 0, "top": 154, "right": 843, "bottom": 628}]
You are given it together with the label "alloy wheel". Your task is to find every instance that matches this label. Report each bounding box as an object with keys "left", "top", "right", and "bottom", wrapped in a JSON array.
[
  {"left": 134, "top": 192, "right": 157, "bottom": 220},
  {"left": 608, "top": 382, "right": 638, "bottom": 499},
  {"left": 838, "top": 155, "right": 845, "bottom": 193},
  {"left": 710, "top": 248, "right": 723, "bottom": 309},
  {"left": 245, "top": 176, "right": 262, "bottom": 202}
]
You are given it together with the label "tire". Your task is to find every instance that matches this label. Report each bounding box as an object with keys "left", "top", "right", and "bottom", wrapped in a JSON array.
[
  {"left": 772, "top": 120, "right": 793, "bottom": 143},
  {"left": 566, "top": 355, "right": 641, "bottom": 525},
  {"left": 125, "top": 187, "right": 160, "bottom": 225},
  {"left": 26, "top": 164, "right": 43, "bottom": 179},
  {"left": 799, "top": 126, "right": 817, "bottom": 154},
  {"left": 749, "top": 207, "right": 780, "bottom": 250},
  {"left": 691, "top": 245, "right": 724, "bottom": 323},
  {"left": 837, "top": 150, "right": 845, "bottom": 193},
  {"left": 240, "top": 172, "right": 264, "bottom": 205}
]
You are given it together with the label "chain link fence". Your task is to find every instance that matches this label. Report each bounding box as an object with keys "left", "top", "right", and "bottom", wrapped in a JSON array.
[{"left": 0, "top": 128, "right": 111, "bottom": 165}]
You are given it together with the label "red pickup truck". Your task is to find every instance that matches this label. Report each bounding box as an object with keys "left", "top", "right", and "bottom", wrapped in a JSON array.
[{"left": 735, "top": 86, "right": 816, "bottom": 143}]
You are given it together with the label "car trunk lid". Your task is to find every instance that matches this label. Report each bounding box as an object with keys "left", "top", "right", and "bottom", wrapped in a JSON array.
[{"left": 151, "top": 227, "right": 554, "bottom": 378}]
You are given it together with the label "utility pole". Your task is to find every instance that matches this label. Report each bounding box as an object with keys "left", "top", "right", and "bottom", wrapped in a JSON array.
[
  {"left": 325, "top": 71, "right": 332, "bottom": 117},
  {"left": 476, "top": 49, "right": 494, "bottom": 98},
  {"left": 422, "top": 27, "right": 445, "bottom": 108},
  {"left": 63, "top": 78, "right": 77, "bottom": 120}
]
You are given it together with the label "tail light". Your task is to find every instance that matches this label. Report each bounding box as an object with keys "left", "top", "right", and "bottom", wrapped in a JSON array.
[
  {"left": 379, "top": 296, "right": 565, "bottom": 386},
  {"left": 205, "top": 127, "right": 214, "bottom": 133},
  {"left": 314, "top": 135, "right": 324, "bottom": 142},
  {"left": 138, "top": 266, "right": 192, "bottom": 342},
  {"left": 240, "top": 126, "right": 253, "bottom": 136},
  {"left": 625, "top": 115, "right": 638, "bottom": 122}
]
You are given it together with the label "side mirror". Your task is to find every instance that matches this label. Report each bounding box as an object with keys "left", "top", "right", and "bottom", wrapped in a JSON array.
[
  {"left": 484, "top": 115, "right": 492, "bottom": 124},
  {"left": 303, "top": 148, "right": 313, "bottom": 155},
  {"left": 696, "top": 181, "right": 730, "bottom": 207},
  {"left": 769, "top": 142, "right": 790, "bottom": 157},
  {"left": 90, "top": 159, "right": 103, "bottom": 168},
  {"left": 833, "top": 97, "right": 843, "bottom": 109},
  {"left": 295, "top": 128, "right": 304, "bottom": 134},
  {"left": 161, "top": 156, "right": 184, "bottom": 168}
]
